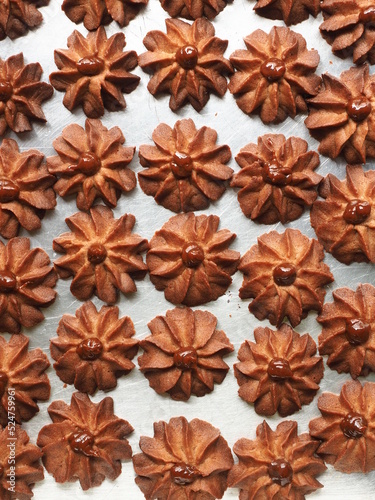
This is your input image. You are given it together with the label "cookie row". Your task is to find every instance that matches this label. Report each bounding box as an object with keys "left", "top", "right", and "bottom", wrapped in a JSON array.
[
  {"left": 2, "top": 120, "right": 375, "bottom": 259},
  {"left": 2, "top": 0, "right": 373, "bottom": 66},
  {"left": 3, "top": 20, "right": 375, "bottom": 164},
  {"left": 1, "top": 380, "right": 373, "bottom": 499},
  {"left": 0, "top": 219, "right": 329, "bottom": 331},
  {"left": 2, "top": 209, "right": 373, "bottom": 332},
  {"left": 2, "top": 289, "right": 375, "bottom": 424}
]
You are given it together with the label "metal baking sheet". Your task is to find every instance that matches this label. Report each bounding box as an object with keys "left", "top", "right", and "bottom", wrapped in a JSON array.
[{"left": 1, "top": 0, "right": 375, "bottom": 497}]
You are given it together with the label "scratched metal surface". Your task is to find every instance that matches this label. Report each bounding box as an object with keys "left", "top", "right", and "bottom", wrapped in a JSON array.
[{"left": 1, "top": 0, "right": 375, "bottom": 498}]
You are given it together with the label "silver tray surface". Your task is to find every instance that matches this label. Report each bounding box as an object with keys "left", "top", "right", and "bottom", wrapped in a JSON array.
[{"left": 1, "top": 0, "right": 375, "bottom": 498}]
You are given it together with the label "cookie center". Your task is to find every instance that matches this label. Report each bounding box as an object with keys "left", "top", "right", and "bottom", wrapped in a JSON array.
[
  {"left": 343, "top": 200, "right": 371, "bottom": 224},
  {"left": 345, "top": 319, "right": 371, "bottom": 345},
  {"left": 171, "top": 463, "right": 199, "bottom": 485},
  {"left": 0, "top": 179, "right": 20, "bottom": 202},
  {"left": 171, "top": 152, "right": 193, "bottom": 178},
  {"left": 87, "top": 243, "right": 107, "bottom": 265},
  {"left": 273, "top": 263, "right": 296, "bottom": 286},
  {"left": 0, "top": 371, "right": 8, "bottom": 398},
  {"left": 267, "top": 358, "right": 293, "bottom": 381},
  {"left": 0, "top": 81, "right": 13, "bottom": 102},
  {"left": 268, "top": 459, "right": 293, "bottom": 487},
  {"left": 76, "top": 56, "right": 104, "bottom": 76},
  {"left": 340, "top": 413, "right": 367, "bottom": 439},
  {"left": 173, "top": 347, "right": 198, "bottom": 370},
  {"left": 68, "top": 430, "right": 98, "bottom": 457},
  {"left": 262, "top": 161, "right": 292, "bottom": 187},
  {"left": 176, "top": 45, "right": 198, "bottom": 70},
  {"left": 359, "top": 6, "right": 375, "bottom": 25},
  {"left": 181, "top": 242, "right": 204, "bottom": 268},
  {"left": 0, "top": 270, "right": 17, "bottom": 293},
  {"left": 77, "top": 152, "right": 101, "bottom": 176},
  {"left": 346, "top": 97, "right": 372, "bottom": 122},
  {"left": 261, "top": 58, "right": 286, "bottom": 82},
  {"left": 76, "top": 338, "right": 103, "bottom": 360}
]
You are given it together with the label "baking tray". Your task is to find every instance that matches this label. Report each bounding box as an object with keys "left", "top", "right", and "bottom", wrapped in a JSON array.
[{"left": 2, "top": 0, "right": 375, "bottom": 497}]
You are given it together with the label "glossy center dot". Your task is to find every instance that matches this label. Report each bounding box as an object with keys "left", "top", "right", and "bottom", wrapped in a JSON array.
[
  {"left": 273, "top": 263, "right": 297, "bottom": 286},
  {"left": 87, "top": 243, "right": 107, "bottom": 265},
  {"left": 0, "top": 371, "right": 8, "bottom": 398},
  {"left": 170, "top": 151, "right": 193, "bottom": 178},
  {"left": 0, "top": 81, "right": 13, "bottom": 102},
  {"left": 262, "top": 161, "right": 292, "bottom": 187},
  {"left": 76, "top": 56, "right": 104, "bottom": 76},
  {"left": 0, "top": 179, "right": 20, "bottom": 203},
  {"left": 345, "top": 319, "right": 371, "bottom": 345},
  {"left": 176, "top": 45, "right": 198, "bottom": 70},
  {"left": 359, "top": 6, "right": 375, "bottom": 24},
  {"left": 268, "top": 459, "right": 293, "bottom": 487},
  {"left": 68, "top": 430, "right": 98, "bottom": 457},
  {"left": 346, "top": 96, "right": 372, "bottom": 122},
  {"left": 173, "top": 347, "right": 198, "bottom": 370},
  {"left": 267, "top": 358, "right": 293, "bottom": 381},
  {"left": 170, "top": 463, "right": 199, "bottom": 485},
  {"left": 260, "top": 58, "right": 286, "bottom": 82},
  {"left": 76, "top": 338, "right": 103, "bottom": 360},
  {"left": 181, "top": 242, "right": 204, "bottom": 268},
  {"left": 340, "top": 413, "right": 368, "bottom": 439},
  {"left": 0, "top": 270, "right": 17, "bottom": 293},
  {"left": 343, "top": 199, "right": 371, "bottom": 225},
  {"left": 76, "top": 152, "right": 101, "bottom": 176}
]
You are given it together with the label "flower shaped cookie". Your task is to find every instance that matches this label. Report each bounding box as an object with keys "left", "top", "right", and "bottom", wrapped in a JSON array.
[
  {"left": 253, "top": 0, "right": 320, "bottom": 25},
  {"left": 160, "top": 0, "right": 229, "bottom": 19},
  {"left": 51, "top": 301, "right": 138, "bottom": 394},
  {"left": 311, "top": 165, "right": 375, "bottom": 264},
  {"left": 235, "top": 324, "right": 323, "bottom": 417},
  {"left": 0, "top": 237, "right": 57, "bottom": 333},
  {"left": 0, "top": 53, "right": 53, "bottom": 134},
  {"left": 310, "top": 380, "right": 375, "bottom": 473},
  {"left": 0, "top": 0, "right": 49, "bottom": 40},
  {"left": 62, "top": 0, "right": 148, "bottom": 30},
  {"left": 50, "top": 27, "right": 140, "bottom": 118},
  {"left": 47, "top": 119, "right": 136, "bottom": 211},
  {"left": 239, "top": 228, "right": 333, "bottom": 327},
  {"left": 231, "top": 134, "right": 321, "bottom": 224},
  {"left": 229, "top": 26, "right": 321, "bottom": 123},
  {"left": 37, "top": 392, "right": 133, "bottom": 490},
  {"left": 139, "top": 307, "right": 233, "bottom": 400},
  {"left": 138, "top": 119, "right": 232, "bottom": 213},
  {"left": 320, "top": 0, "right": 375, "bottom": 64},
  {"left": 0, "top": 139, "right": 56, "bottom": 238},
  {"left": 318, "top": 284, "right": 375, "bottom": 378},
  {"left": 305, "top": 65, "right": 375, "bottom": 163},
  {"left": 147, "top": 213, "right": 240, "bottom": 306},
  {"left": 138, "top": 18, "right": 232, "bottom": 111},
  {"left": 0, "top": 425, "right": 44, "bottom": 500},
  {"left": 53, "top": 205, "right": 148, "bottom": 304},
  {"left": 133, "top": 416, "right": 233, "bottom": 500},
  {"left": 229, "top": 420, "right": 326, "bottom": 498},
  {"left": 0, "top": 334, "right": 50, "bottom": 425}
]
